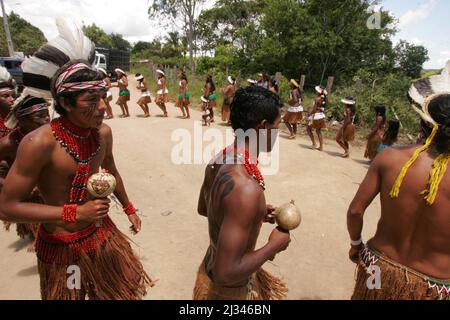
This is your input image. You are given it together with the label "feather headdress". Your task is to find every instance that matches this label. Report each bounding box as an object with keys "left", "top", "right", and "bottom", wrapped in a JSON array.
[
  {"left": 408, "top": 60, "right": 450, "bottom": 125},
  {"left": 21, "top": 18, "right": 96, "bottom": 100},
  {"left": 390, "top": 60, "right": 450, "bottom": 205},
  {"left": 0, "top": 66, "right": 15, "bottom": 90},
  {"left": 7, "top": 19, "right": 99, "bottom": 128}
]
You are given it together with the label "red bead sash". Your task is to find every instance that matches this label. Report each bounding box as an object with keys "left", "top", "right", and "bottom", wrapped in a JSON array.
[{"left": 51, "top": 117, "right": 100, "bottom": 203}]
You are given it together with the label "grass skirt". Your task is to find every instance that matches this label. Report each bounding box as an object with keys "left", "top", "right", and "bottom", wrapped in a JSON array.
[
  {"left": 193, "top": 260, "right": 288, "bottom": 300},
  {"left": 352, "top": 245, "right": 450, "bottom": 300},
  {"left": 36, "top": 216, "right": 153, "bottom": 300}
]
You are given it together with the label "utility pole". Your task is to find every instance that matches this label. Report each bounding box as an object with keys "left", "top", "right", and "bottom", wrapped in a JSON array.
[{"left": 1, "top": 0, "right": 15, "bottom": 56}]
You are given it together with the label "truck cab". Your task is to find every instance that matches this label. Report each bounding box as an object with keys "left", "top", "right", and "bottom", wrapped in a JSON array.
[
  {"left": 0, "top": 56, "right": 24, "bottom": 92},
  {"left": 94, "top": 51, "right": 107, "bottom": 71}
]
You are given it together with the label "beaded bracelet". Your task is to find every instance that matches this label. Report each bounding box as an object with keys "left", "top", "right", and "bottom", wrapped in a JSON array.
[
  {"left": 62, "top": 204, "right": 77, "bottom": 224},
  {"left": 123, "top": 202, "right": 137, "bottom": 216}
]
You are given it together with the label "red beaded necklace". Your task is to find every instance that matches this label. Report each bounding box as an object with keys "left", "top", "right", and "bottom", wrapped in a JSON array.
[
  {"left": 51, "top": 117, "right": 100, "bottom": 203},
  {"left": 217, "top": 146, "right": 265, "bottom": 191},
  {"left": 0, "top": 118, "right": 11, "bottom": 139}
]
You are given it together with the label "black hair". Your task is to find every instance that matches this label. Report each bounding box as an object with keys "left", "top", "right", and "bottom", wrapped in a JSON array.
[
  {"left": 374, "top": 104, "right": 386, "bottom": 117},
  {"left": 52, "top": 61, "right": 103, "bottom": 116},
  {"left": 428, "top": 94, "right": 450, "bottom": 154},
  {"left": 383, "top": 119, "right": 400, "bottom": 146},
  {"left": 206, "top": 75, "right": 216, "bottom": 92},
  {"left": 0, "top": 80, "right": 15, "bottom": 90},
  {"left": 270, "top": 79, "right": 279, "bottom": 93},
  {"left": 181, "top": 72, "right": 188, "bottom": 82},
  {"left": 19, "top": 96, "right": 47, "bottom": 112},
  {"left": 230, "top": 86, "right": 282, "bottom": 132},
  {"left": 347, "top": 104, "right": 356, "bottom": 116}
]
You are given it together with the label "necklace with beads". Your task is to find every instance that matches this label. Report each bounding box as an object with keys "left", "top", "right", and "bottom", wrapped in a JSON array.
[
  {"left": 0, "top": 118, "right": 11, "bottom": 138},
  {"left": 212, "top": 145, "right": 265, "bottom": 191},
  {"left": 51, "top": 117, "right": 100, "bottom": 203}
]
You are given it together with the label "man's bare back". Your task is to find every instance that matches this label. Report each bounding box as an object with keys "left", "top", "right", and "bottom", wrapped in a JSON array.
[
  {"left": 199, "top": 163, "right": 266, "bottom": 281},
  {"left": 352, "top": 145, "right": 450, "bottom": 279},
  {"left": 197, "top": 147, "right": 289, "bottom": 288}
]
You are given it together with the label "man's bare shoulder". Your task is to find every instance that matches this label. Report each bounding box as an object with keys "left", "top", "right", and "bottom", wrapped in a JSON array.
[
  {"left": 98, "top": 123, "right": 113, "bottom": 141},
  {"left": 21, "top": 124, "right": 55, "bottom": 150},
  {"left": 376, "top": 145, "right": 420, "bottom": 166},
  {"left": 0, "top": 135, "right": 17, "bottom": 153},
  {"left": 218, "top": 165, "right": 264, "bottom": 205}
]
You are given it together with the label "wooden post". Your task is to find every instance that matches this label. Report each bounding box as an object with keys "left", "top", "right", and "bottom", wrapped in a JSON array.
[
  {"left": 300, "top": 75, "right": 306, "bottom": 91},
  {"left": 326, "top": 76, "right": 335, "bottom": 94},
  {"left": 275, "top": 72, "right": 281, "bottom": 96}
]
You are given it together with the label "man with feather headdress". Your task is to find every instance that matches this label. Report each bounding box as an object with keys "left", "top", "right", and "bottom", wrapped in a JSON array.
[
  {"left": 0, "top": 66, "right": 16, "bottom": 138},
  {"left": 0, "top": 95, "right": 50, "bottom": 245},
  {"left": 0, "top": 19, "right": 153, "bottom": 300},
  {"left": 347, "top": 61, "right": 450, "bottom": 300}
]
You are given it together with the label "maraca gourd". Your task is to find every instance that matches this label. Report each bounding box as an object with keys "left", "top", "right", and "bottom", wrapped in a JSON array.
[
  {"left": 87, "top": 172, "right": 116, "bottom": 198},
  {"left": 274, "top": 200, "right": 302, "bottom": 231}
]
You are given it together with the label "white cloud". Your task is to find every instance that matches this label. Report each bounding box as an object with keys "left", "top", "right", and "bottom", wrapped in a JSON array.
[
  {"left": 4, "top": 0, "right": 213, "bottom": 45},
  {"left": 437, "top": 51, "right": 450, "bottom": 66},
  {"left": 409, "top": 37, "right": 423, "bottom": 45},
  {"left": 399, "top": 0, "right": 436, "bottom": 27}
]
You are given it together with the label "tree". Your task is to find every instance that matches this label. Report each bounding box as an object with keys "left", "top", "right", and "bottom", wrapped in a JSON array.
[
  {"left": 195, "top": 0, "right": 265, "bottom": 53},
  {"left": 162, "top": 31, "right": 185, "bottom": 57},
  {"left": 132, "top": 41, "right": 153, "bottom": 54},
  {"left": 394, "top": 40, "right": 429, "bottom": 78},
  {"left": 109, "top": 33, "right": 131, "bottom": 51},
  {"left": 148, "top": 0, "right": 205, "bottom": 71},
  {"left": 82, "top": 23, "right": 113, "bottom": 47},
  {"left": 0, "top": 12, "right": 46, "bottom": 56}
]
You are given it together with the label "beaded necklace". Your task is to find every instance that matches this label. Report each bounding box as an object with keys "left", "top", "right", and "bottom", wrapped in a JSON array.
[{"left": 51, "top": 117, "right": 100, "bottom": 203}]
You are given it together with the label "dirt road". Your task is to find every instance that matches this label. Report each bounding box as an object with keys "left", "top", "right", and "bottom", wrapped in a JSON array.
[{"left": 0, "top": 77, "right": 380, "bottom": 300}]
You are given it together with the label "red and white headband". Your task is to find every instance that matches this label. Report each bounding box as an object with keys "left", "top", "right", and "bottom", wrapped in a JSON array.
[{"left": 55, "top": 63, "right": 106, "bottom": 95}]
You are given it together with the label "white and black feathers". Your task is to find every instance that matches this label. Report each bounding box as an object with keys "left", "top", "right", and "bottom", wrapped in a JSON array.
[
  {"left": 21, "top": 18, "right": 96, "bottom": 99},
  {"left": 408, "top": 60, "right": 450, "bottom": 125},
  {"left": 0, "top": 66, "right": 14, "bottom": 88}
]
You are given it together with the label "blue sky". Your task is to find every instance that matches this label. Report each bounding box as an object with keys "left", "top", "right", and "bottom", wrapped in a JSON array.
[
  {"left": 382, "top": 0, "right": 450, "bottom": 69},
  {"left": 3, "top": 0, "right": 449, "bottom": 69}
]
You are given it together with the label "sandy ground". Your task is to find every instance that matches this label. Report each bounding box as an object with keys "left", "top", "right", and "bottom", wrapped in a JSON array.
[{"left": 0, "top": 77, "right": 381, "bottom": 300}]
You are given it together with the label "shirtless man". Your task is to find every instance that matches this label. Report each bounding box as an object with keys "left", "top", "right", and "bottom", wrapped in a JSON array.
[
  {"left": 0, "top": 25, "right": 151, "bottom": 300},
  {"left": 0, "top": 66, "right": 16, "bottom": 200},
  {"left": 221, "top": 76, "right": 235, "bottom": 125},
  {"left": 0, "top": 66, "right": 16, "bottom": 138},
  {"left": 0, "top": 96, "right": 49, "bottom": 243},
  {"left": 348, "top": 88, "right": 450, "bottom": 299},
  {"left": 193, "top": 86, "right": 291, "bottom": 300},
  {"left": 113, "top": 69, "right": 130, "bottom": 118}
]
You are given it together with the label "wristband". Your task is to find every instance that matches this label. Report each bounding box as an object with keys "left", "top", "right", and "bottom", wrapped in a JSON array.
[
  {"left": 123, "top": 202, "right": 137, "bottom": 216},
  {"left": 63, "top": 204, "right": 77, "bottom": 224},
  {"left": 350, "top": 237, "right": 363, "bottom": 246}
]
